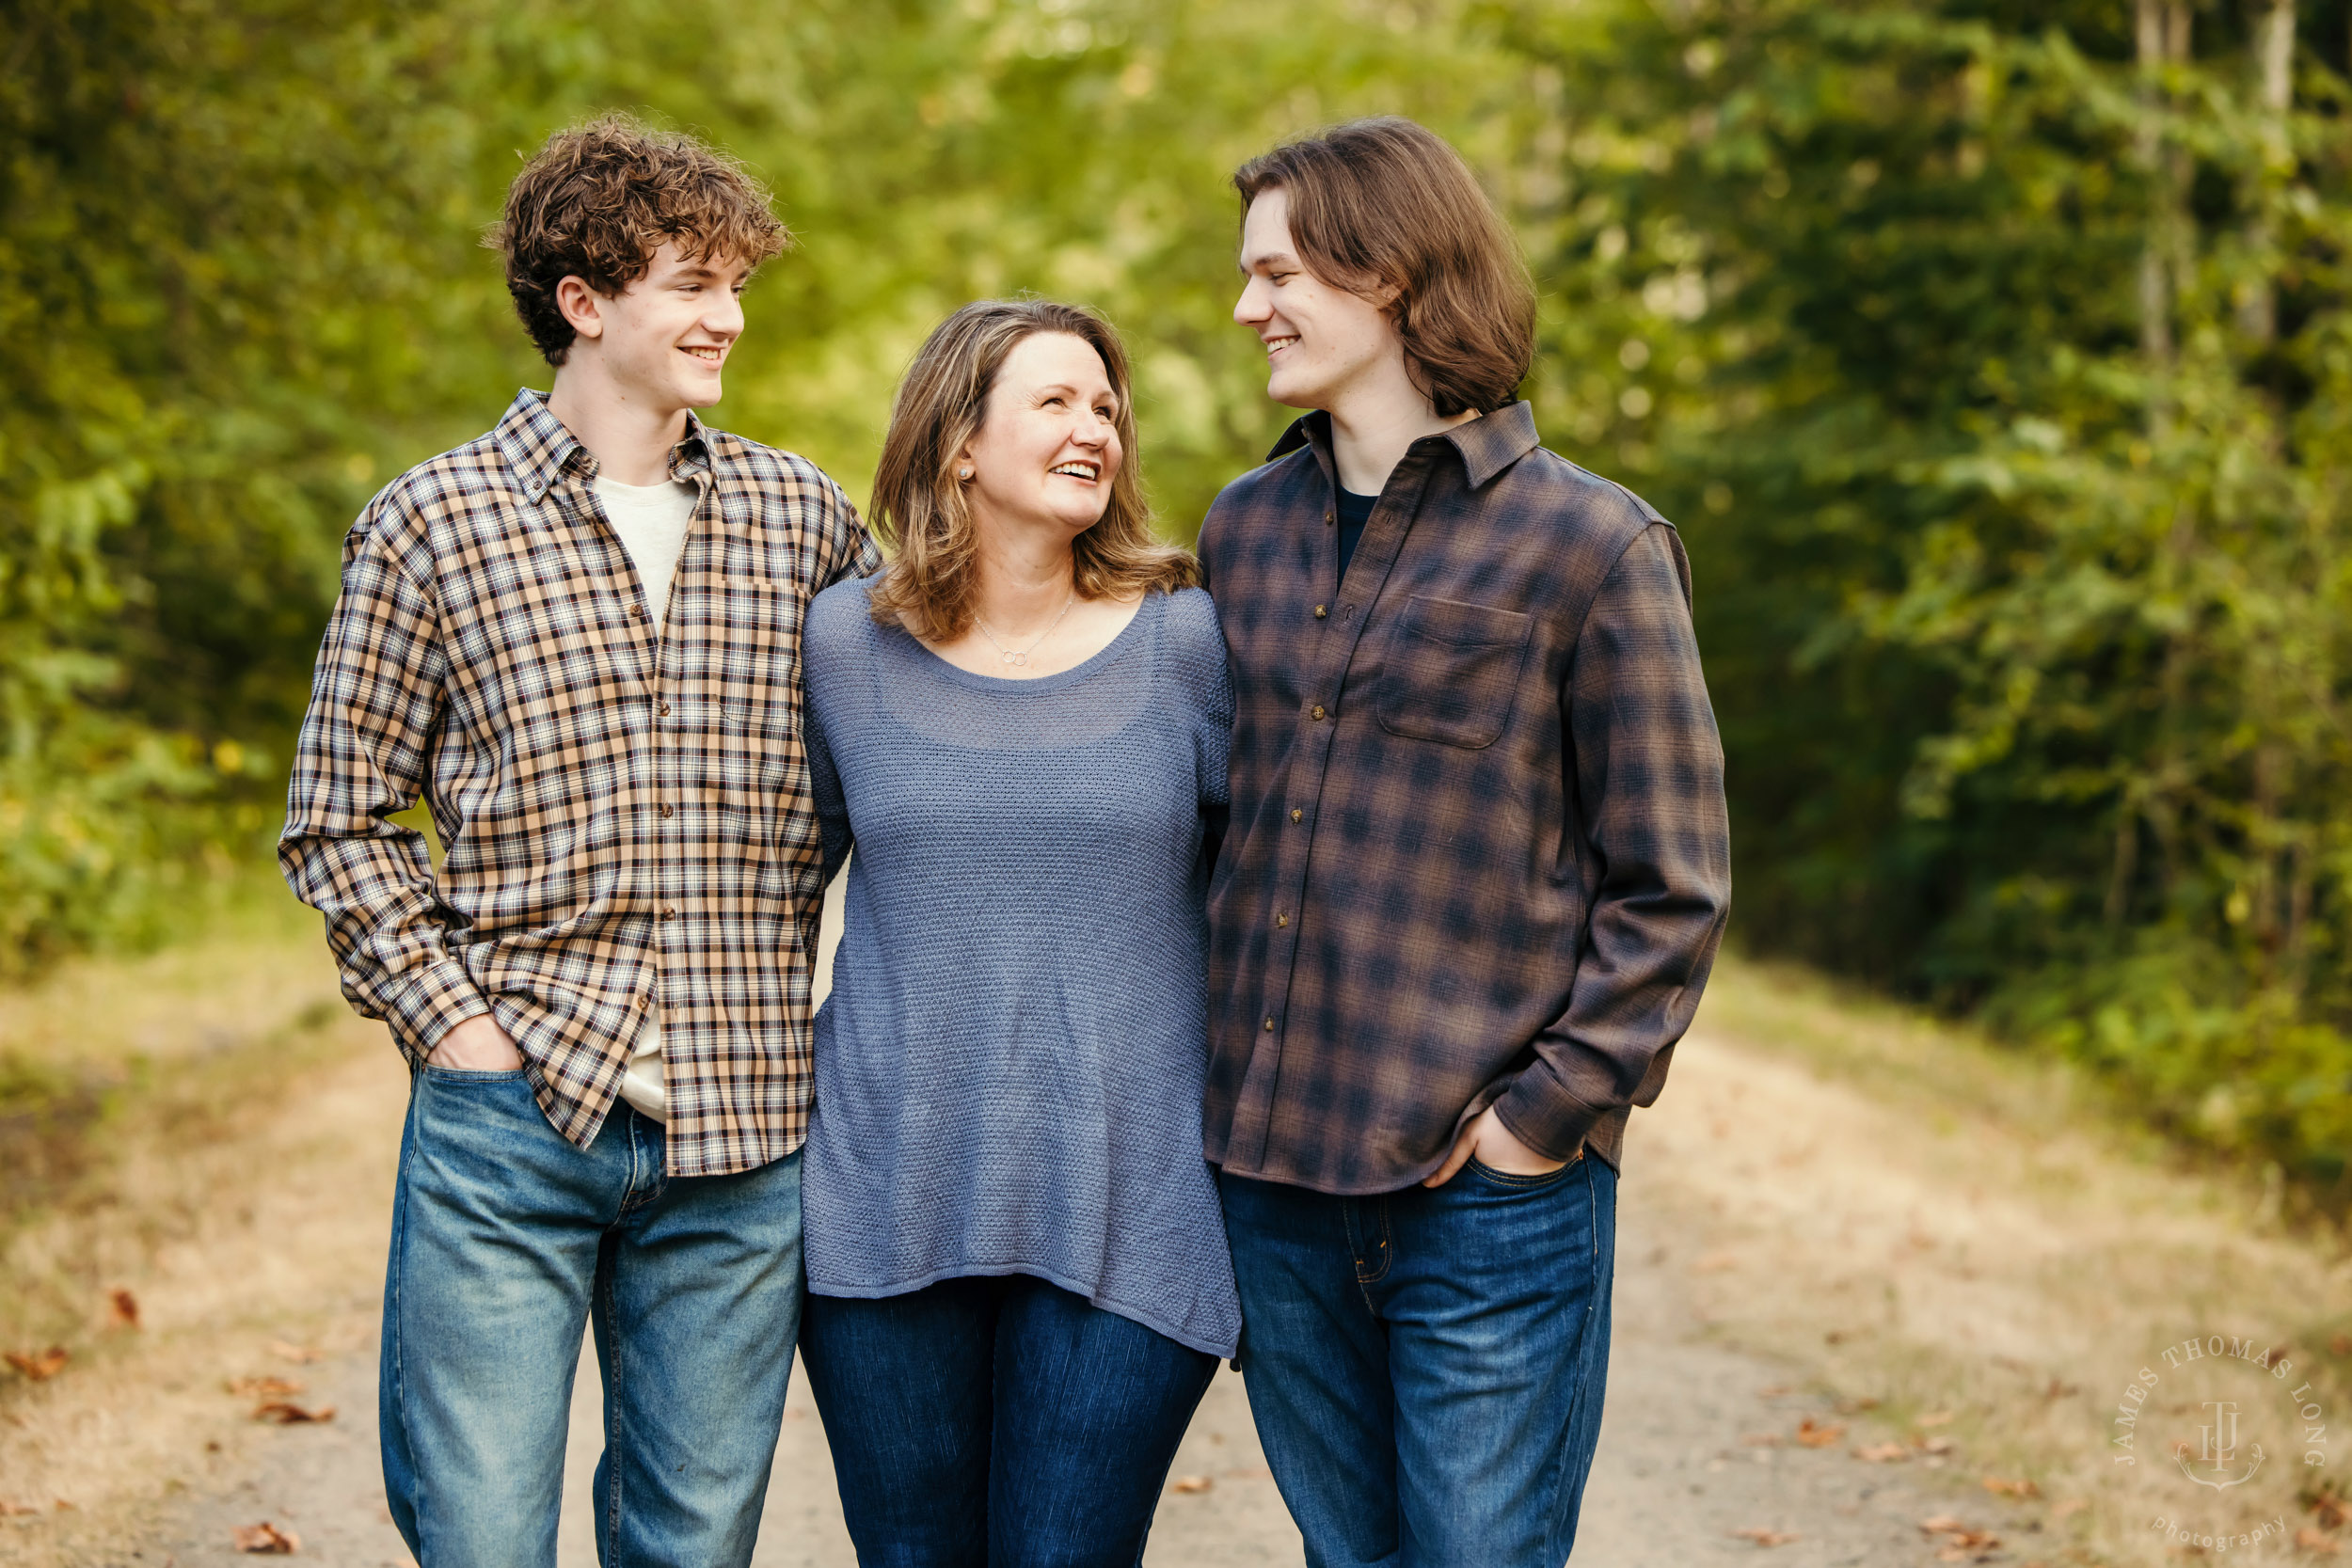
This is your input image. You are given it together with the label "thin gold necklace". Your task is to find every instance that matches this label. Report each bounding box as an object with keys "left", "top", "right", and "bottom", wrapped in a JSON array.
[{"left": 972, "top": 591, "right": 1076, "bottom": 668}]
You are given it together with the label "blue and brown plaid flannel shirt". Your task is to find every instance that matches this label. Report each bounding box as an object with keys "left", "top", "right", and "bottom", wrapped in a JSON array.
[
  {"left": 1199, "top": 402, "right": 1730, "bottom": 1194},
  {"left": 279, "top": 389, "right": 877, "bottom": 1178}
]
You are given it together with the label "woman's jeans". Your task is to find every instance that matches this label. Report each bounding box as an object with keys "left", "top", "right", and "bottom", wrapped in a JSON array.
[
  {"left": 1218, "top": 1154, "right": 1618, "bottom": 1568},
  {"left": 380, "top": 1064, "right": 804, "bottom": 1568},
  {"left": 800, "top": 1275, "right": 1218, "bottom": 1567}
]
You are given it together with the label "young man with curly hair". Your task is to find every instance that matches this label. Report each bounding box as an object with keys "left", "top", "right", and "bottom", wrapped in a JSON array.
[
  {"left": 280, "top": 118, "right": 875, "bottom": 1566},
  {"left": 1201, "top": 118, "right": 1731, "bottom": 1564}
]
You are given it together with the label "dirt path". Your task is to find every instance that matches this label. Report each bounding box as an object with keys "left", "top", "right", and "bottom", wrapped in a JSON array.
[
  {"left": 133, "top": 1075, "right": 1989, "bottom": 1568},
  {"left": 5, "top": 925, "right": 2344, "bottom": 1566}
]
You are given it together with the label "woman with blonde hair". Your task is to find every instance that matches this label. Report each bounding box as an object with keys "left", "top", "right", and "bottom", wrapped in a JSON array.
[{"left": 796, "top": 298, "right": 1238, "bottom": 1564}]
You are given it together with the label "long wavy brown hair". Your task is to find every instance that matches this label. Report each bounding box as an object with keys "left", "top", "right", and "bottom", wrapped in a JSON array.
[{"left": 866, "top": 299, "right": 1200, "bottom": 643}]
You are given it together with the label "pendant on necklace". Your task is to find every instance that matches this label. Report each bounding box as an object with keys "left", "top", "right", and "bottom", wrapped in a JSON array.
[{"left": 1005, "top": 651, "right": 1025, "bottom": 666}]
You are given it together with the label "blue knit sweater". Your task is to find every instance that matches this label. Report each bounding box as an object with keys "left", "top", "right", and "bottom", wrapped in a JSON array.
[{"left": 800, "top": 580, "right": 1241, "bottom": 1358}]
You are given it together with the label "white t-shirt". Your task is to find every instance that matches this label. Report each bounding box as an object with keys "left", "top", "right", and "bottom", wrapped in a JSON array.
[{"left": 596, "top": 473, "right": 699, "bottom": 1123}]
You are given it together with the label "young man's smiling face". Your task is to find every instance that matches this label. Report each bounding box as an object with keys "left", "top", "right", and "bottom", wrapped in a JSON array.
[
  {"left": 1233, "top": 186, "right": 1400, "bottom": 414},
  {"left": 562, "top": 241, "right": 751, "bottom": 414}
]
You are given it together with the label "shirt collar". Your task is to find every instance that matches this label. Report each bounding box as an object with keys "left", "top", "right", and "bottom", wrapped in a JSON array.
[
  {"left": 493, "top": 388, "right": 715, "bottom": 504},
  {"left": 1267, "top": 400, "right": 1540, "bottom": 493}
]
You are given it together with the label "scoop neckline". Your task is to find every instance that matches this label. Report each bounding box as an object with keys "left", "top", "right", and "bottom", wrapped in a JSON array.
[{"left": 885, "top": 586, "right": 1162, "bottom": 694}]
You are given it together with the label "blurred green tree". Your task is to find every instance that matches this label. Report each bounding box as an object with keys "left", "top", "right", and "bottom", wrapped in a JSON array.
[
  {"left": 9, "top": 0, "right": 2352, "bottom": 1195},
  {"left": 1502, "top": 0, "right": 2352, "bottom": 1195}
]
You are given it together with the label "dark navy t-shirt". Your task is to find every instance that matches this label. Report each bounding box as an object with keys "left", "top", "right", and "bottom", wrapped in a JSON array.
[{"left": 1336, "top": 487, "right": 1377, "bottom": 582}]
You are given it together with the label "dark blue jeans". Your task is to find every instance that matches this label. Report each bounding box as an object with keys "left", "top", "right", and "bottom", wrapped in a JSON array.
[
  {"left": 380, "top": 1064, "right": 804, "bottom": 1568},
  {"left": 1218, "top": 1154, "right": 1618, "bottom": 1568},
  {"left": 800, "top": 1275, "right": 1217, "bottom": 1567}
]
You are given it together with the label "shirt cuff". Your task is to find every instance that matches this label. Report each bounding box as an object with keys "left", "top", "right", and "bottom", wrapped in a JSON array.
[
  {"left": 1491, "top": 1069, "right": 1604, "bottom": 1165},
  {"left": 382, "top": 958, "right": 492, "bottom": 1066}
]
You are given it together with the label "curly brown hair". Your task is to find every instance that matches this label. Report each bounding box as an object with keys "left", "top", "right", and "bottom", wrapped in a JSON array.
[
  {"left": 1234, "top": 118, "right": 1535, "bottom": 417},
  {"left": 485, "top": 116, "right": 790, "bottom": 366},
  {"left": 866, "top": 299, "right": 1200, "bottom": 644}
]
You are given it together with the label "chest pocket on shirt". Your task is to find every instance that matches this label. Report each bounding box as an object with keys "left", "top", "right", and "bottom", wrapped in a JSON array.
[
  {"left": 1374, "top": 595, "right": 1533, "bottom": 750},
  {"left": 714, "top": 577, "right": 800, "bottom": 792}
]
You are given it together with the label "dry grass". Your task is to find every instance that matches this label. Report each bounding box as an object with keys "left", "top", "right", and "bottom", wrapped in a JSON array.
[
  {"left": 0, "top": 895, "right": 406, "bottom": 1563},
  {"left": 1653, "top": 951, "right": 2352, "bottom": 1566}
]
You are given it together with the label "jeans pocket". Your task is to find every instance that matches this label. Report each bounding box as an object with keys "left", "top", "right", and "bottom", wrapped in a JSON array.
[
  {"left": 1466, "top": 1151, "right": 1581, "bottom": 1191},
  {"left": 419, "top": 1063, "right": 530, "bottom": 1083}
]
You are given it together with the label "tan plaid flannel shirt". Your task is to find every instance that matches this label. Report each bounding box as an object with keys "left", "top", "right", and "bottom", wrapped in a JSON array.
[{"left": 280, "top": 390, "right": 878, "bottom": 1177}]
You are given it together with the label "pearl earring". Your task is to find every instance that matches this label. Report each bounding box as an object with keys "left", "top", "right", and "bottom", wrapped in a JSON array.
[{"left": 958, "top": 467, "right": 974, "bottom": 482}]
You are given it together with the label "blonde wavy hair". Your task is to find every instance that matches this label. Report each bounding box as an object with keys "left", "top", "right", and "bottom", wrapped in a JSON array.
[{"left": 866, "top": 298, "right": 1200, "bottom": 642}]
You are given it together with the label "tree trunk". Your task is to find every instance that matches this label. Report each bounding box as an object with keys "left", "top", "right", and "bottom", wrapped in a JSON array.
[
  {"left": 2237, "top": 0, "right": 2295, "bottom": 342},
  {"left": 2136, "top": 0, "right": 2174, "bottom": 369}
]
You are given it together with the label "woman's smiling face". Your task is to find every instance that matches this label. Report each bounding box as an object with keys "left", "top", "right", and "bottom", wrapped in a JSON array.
[{"left": 961, "top": 330, "right": 1124, "bottom": 539}]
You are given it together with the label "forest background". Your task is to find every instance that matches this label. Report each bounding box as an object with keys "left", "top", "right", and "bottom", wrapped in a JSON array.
[{"left": 8, "top": 0, "right": 2352, "bottom": 1204}]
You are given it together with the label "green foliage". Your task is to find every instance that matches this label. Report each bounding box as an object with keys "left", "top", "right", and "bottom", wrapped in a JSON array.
[
  {"left": 9, "top": 0, "right": 2352, "bottom": 1194},
  {"left": 1502, "top": 0, "right": 2352, "bottom": 1198}
]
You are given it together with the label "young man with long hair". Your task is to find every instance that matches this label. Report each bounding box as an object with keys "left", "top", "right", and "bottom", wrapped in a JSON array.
[
  {"left": 1200, "top": 117, "right": 1732, "bottom": 1564},
  {"left": 279, "top": 118, "right": 874, "bottom": 1566}
]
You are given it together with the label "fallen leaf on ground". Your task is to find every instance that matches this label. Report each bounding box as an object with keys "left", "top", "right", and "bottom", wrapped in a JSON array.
[
  {"left": 2050, "top": 1497, "right": 2088, "bottom": 1521},
  {"left": 106, "top": 1289, "right": 140, "bottom": 1329},
  {"left": 232, "top": 1521, "right": 301, "bottom": 1553},
  {"left": 1730, "top": 1527, "right": 1798, "bottom": 1546},
  {"left": 2308, "top": 1487, "right": 2350, "bottom": 1529},
  {"left": 1917, "top": 1435, "right": 1955, "bottom": 1454},
  {"left": 1916, "top": 1409, "right": 1954, "bottom": 1427},
  {"left": 3, "top": 1347, "right": 67, "bottom": 1381},
  {"left": 2297, "top": 1526, "right": 2343, "bottom": 1554},
  {"left": 1836, "top": 1396, "right": 1883, "bottom": 1414},
  {"left": 1852, "top": 1441, "right": 1912, "bottom": 1463},
  {"left": 1982, "top": 1475, "right": 2040, "bottom": 1498},
  {"left": 1793, "top": 1417, "right": 1846, "bottom": 1448},
  {"left": 2042, "top": 1377, "right": 2078, "bottom": 1399},
  {"left": 228, "top": 1376, "right": 307, "bottom": 1399},
  {"left": 1918, "top": 1515, "right": 2000, "bottom": 1556},
  {"left": 1170, "top": 1475, "right": 1213, "bottom": 1495},
  {"left": 269, "top": 1340, "right": 324, "bottom": 1364},
  {"left": 0, "top": 1501, "right": 37, "bottom": 1516},
  {"left": 53, "top": 1500, "right": 73, "bottom": 1511},
  {"left": 2330, "top": 1333, "right": 2351, "bottom": 1357},
  {"left": 251, "top": 1402, "right": 335, "bottom": 1424}
]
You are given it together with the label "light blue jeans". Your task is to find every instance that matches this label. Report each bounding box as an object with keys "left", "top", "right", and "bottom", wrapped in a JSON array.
[
  {"left": 380, "top": 1064, "right": 803, "bottom": 1568},
  {"left": 1218, "top": 1155, "right": 1617, "bottom": 1568}
]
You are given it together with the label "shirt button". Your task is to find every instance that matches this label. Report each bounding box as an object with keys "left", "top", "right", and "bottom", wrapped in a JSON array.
[
  {"left": 658, "top": 702, "right": 672, "bottom": 717},
  {"left": 1311, "top": 705, "right": 1327, "bottom": 721},
  {"left": 1263, "top": 1017, "right": 1275, "bottom": 1032},
  {"left": 1325, "top": 510, "right": 1335, "bottom": 526},
  {"left": 1313, "top": 605, "right": 1327, "bottom": 619},
  {"left": 1290, "top": 808, "right": 1303, "bottom": 823},
  {"left": 632, "top": 605, "right": 647, "bottom": 621},
  {"left": 660, "top": 803, "right": 675, "bottom": 819},
  {"left": 1275, "top": 912, "right": 1289, "bottom": 927},
  {"left": 661, "top": 906, "right": 677, "bottom": 921}
]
